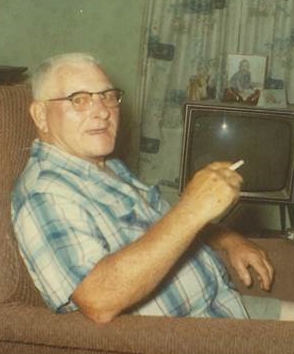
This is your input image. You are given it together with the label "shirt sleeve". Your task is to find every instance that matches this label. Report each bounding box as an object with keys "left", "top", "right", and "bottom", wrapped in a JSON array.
[{"left": 13, "top": 192, "right": 110, "bottom": 312}]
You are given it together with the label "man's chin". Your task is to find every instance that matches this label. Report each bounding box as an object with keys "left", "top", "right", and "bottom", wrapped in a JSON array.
[{"left": 85, "top": 147, "right": 115, "bottom": 161}]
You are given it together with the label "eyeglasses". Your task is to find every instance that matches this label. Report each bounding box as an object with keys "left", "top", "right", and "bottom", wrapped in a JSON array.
[{"left": 46, "top": 88, "right": 124, "bottom": 111}]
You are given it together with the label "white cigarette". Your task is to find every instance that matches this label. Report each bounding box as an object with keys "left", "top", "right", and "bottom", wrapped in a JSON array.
[{"left": 229, "top": 159, "right": 245, "bottom": 171}]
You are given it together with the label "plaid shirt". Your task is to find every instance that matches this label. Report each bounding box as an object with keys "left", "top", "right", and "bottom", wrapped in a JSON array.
[{"left": 11, "top": 140, "right": 248, "bottom": 318}]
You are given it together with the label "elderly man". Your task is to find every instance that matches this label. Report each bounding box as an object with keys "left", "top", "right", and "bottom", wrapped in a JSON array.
[{"left": 11, "top": 53, "right": 290, "bottom": 324}]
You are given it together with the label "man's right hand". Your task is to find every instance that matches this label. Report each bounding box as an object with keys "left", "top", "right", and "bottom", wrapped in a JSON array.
[{"left": 178, "top": 162, "right": 243, "bottom": 225}]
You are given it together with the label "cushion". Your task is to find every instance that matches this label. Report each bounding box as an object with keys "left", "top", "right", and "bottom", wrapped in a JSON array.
[{"left": 0, "top": 84, "right": 44, "bottom": 306}]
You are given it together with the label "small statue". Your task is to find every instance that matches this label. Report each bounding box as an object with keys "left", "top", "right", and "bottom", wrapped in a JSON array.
[{"left": 188, "top": 74, "right": 209, "bottom": 101}]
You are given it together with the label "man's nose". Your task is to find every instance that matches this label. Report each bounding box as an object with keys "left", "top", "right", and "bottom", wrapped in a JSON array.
[{"left": 91, "top": 95, "right": 110, "bottom": 120}]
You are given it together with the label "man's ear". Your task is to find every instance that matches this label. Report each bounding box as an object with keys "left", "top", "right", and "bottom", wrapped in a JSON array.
[{"left": 29, "top": 101, "right": 49, "bottom": 133}]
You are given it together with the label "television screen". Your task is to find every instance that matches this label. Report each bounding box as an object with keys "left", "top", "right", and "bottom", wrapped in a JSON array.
[{"left": 179, "top": 102, "right": 294, "bottom": 203}]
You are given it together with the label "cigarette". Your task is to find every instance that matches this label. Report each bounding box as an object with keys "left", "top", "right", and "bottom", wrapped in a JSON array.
[{"left": 229, "top": 159, "right": 245, "bottom": 171}]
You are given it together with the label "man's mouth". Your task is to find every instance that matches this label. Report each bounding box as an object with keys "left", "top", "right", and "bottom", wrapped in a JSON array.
[{"left": 86, "top": 128, "right": 107, "bottom": 135}]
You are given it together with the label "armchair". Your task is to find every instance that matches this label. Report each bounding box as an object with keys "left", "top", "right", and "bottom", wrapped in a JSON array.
[{"left": 1, "top": 84, "right": 294, "bottom": 354}]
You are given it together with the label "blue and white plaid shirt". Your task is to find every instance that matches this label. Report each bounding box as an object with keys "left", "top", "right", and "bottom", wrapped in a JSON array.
[{"left": 11, "top": 139, "right": 248, "bottom": 319}]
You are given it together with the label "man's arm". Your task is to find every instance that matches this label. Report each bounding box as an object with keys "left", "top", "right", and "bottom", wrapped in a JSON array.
[{"left": 72, "top": 162, "right": 242, "bottom": 323}]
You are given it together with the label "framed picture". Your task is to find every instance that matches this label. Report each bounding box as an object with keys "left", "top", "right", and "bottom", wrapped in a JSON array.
[
  {"left": 257, "top": 89, "right": 287, "bottom": 108},
  {"left": 224, "top": 54, "right": 267, "bottom": 104}
]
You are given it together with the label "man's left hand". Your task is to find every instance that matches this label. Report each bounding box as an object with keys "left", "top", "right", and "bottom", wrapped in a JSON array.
[
  {"left": 224, "top": 235, "right": 274, "bottom": 290},
  {"left": 203, "top": 223, "right": 274, "bottom": 290}
]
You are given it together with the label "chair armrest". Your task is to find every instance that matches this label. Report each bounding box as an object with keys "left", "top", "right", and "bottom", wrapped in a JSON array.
[
  {"left": 218, "top": 237, "right": 294, "bottom": 301},
  {"left": 1, "top": 303, "right": 294, "bottom": 354}
]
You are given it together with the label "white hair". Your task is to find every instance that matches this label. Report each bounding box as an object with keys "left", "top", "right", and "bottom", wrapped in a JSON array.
[{"left": 30, "top": 52, "right": 100, "bottom": 100}]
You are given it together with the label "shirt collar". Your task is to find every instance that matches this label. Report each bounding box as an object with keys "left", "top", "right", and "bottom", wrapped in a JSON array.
[
  {"left": 31, "top": 139, "right": 109, "bottom": 179},
  {"left": 30, "top": 139, "right": 167, "bottom": 212}
]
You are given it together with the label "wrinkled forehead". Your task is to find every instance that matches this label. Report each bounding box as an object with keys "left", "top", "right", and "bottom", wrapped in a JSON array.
[{"left": 42, "top": 62, "right": 112, "bottom": 98}]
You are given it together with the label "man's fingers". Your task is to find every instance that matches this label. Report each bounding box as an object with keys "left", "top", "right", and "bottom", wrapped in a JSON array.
[
  {"left": 258, "top": 257, "right": 274, "bottom": 290},
  {"left": 235, "top": 264, "right": 252, "bottom": 287},
  {"left": 247, "top": 257, "right": 274, "bottom": 290}
]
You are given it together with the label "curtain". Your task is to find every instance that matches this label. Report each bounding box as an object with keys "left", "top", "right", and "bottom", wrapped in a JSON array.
[{"left": 137, "top": 0, "right": 294, "bottom": 205}]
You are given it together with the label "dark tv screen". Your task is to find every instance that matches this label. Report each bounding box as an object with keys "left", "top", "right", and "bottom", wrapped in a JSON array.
[{"left": 179, "top": 103, "right": 294, "bottom": 203}]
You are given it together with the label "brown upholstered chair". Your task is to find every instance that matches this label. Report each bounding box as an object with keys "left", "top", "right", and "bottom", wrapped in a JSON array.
[{"left": 1, "top": 84, "right": 294, "bottom": 354}]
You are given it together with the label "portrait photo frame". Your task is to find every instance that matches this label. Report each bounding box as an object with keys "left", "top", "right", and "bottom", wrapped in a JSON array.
[
  {"left": 227, "top": 54, "right": 267, "bottom": 88},
  {"left": 223, "top": 54, "right": 268, "bottom": 105}
]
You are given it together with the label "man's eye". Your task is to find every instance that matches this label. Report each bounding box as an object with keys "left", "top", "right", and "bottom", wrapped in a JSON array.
[
  {"left": 104, "top": 92, "right": 118, "bottom": 101},
  {"left": 73, "top": 94, "right": 89, "bottom": 105}
]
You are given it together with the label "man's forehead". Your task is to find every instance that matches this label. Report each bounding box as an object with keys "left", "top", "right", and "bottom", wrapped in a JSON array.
[
  {"left": 43, "top": 62, "right": 111, "bottom": 96},
  {"left": 52, "top": 62, "right": 104, "bottom": 80}
]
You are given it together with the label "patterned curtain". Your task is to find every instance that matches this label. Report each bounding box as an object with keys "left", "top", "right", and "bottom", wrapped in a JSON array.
[{"left": 137, "top": 0, "right": 294, "bottom": 205}]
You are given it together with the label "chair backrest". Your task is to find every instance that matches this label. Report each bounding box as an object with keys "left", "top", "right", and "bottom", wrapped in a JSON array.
[{"left": 0, "top": 84, "right": 45, "bottom": 306}]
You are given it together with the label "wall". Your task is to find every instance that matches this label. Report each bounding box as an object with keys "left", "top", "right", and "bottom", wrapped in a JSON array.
[{"left": 0, "top": 0, "right": 147, "bottom": 170}]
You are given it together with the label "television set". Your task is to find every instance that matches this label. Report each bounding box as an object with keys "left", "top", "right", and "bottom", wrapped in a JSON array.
[{"left": 179, "top": 102, "right": 294, "bottom": 205}]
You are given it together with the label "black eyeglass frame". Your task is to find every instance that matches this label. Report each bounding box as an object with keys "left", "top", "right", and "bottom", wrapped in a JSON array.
[{"left": 46, "top": 88, "right": 124, "bottom": 108}]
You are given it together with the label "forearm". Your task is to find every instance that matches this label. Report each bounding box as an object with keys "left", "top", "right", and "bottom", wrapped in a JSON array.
[
  {"left": 202, "top": 222, "right": 245, "bottom": 251},
  {"left": 72, "top": 203, "right": 206, "bottom": 323}
]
